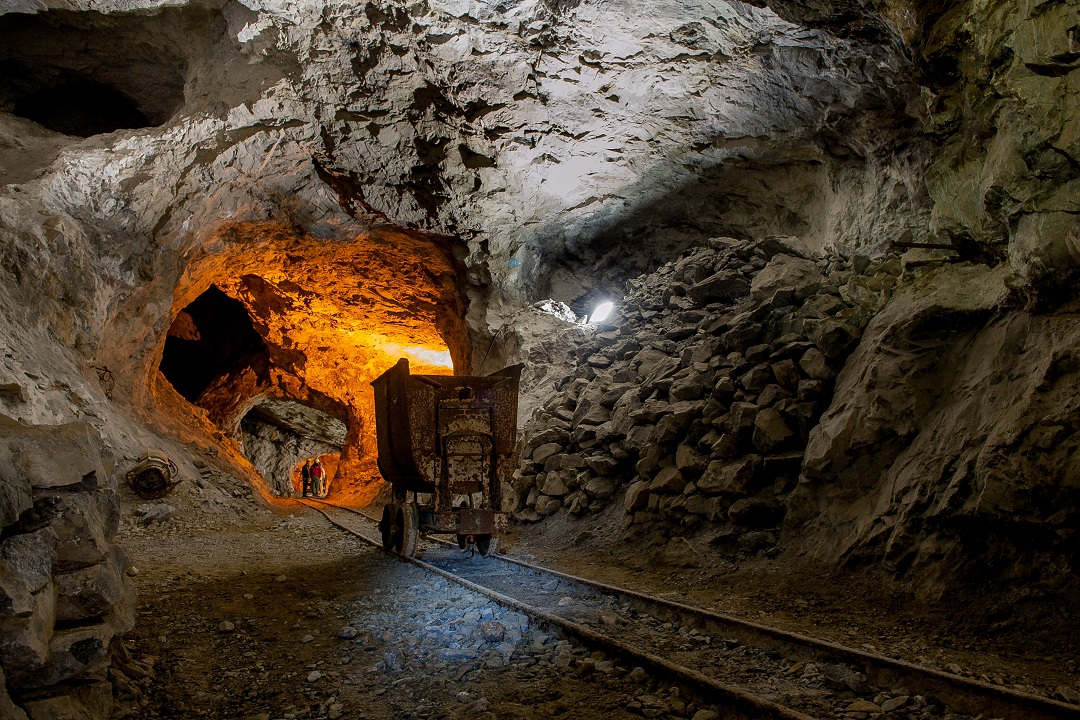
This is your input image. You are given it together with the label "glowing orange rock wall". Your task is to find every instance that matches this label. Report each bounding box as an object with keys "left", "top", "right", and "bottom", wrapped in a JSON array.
[{"left": 159, "top": 219, "right": 467, "bottom": 502}]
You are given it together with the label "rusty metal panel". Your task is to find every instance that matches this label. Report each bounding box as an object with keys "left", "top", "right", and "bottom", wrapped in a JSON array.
[{"left": 372, "top": 359, "right": 523, "bottom": 517}]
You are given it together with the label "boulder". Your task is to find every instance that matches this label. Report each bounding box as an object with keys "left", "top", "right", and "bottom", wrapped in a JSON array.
[
  {"left": 771, "top": 359, "right": 801, "bottom": 390},
  {"left": 675, "top": 444, "right": 708, "bottom": 473},
  {"left": 32, "top": 622, "right": 115, "bottom": 689},
  {"left": 697, "top": 456, "right": 761, "bottom": 495},
  {"left": 669, "top": 372, "right": 705, "bottom": 401},
  {"left": 539, "top": 473, "right": 569, "bottom": 497},
  {"left": 623, "top": 481, "right": 651, "bottom": 513},
  {"left": 798, "top": 348, "right": 832, "bottom": 380},
  {"left": 585, "top": 455, "right": 619, "bottom": 475},
  {"left": 531, "top": 443, "right": 563, "bottom": 465},
  {"left": 750, "top": 254, "right": 825, "bottom": 302},
  {"left": 534, "top": 495, "right": 563, "bottom": 516},
  {"left": 684, "top": 494, "right": 716, "bottom": 517},
  {"left": 133, "top": 503, "right": 176, "bottom": 526},
  {"left": 0, "top": 668, "right": 28, "bottom": 720},
  {"left": 55, "top": 555, "right": 127, "bottom": 622},
  {"left": 812, "top": 318, "right": 859, "bottom": 358},
  {"left": 649, "top": 467, "right": 684, "bottom": 494},
  {"left": 24, "top": 493, "right": 119, "bottom": 573},
  {"left": 0, "top": 420, "right": 107, "bottom": 491},
  {"left": 688, "top": 272, "right": 751, "bottom": 304},
  {"left": 752, "top": 408, "right": 795, "bottom": 453},
  {"left": 0, "top": 588, "right": 55, "bottom": 688},
  {"left": 566, "top": 491, "right": 589, "bottom": 515},
  {"left": 728, "top": 497, "right": 785, "bottom": 528},
  {"left": 524, "top": 429, "right": 571, "bottom": 457},
  {"left": 584, "top": 476, "right": 617, "bottom": 500},
  {"left": 1, "top": 529, "right": 57, "bottom": 595}
]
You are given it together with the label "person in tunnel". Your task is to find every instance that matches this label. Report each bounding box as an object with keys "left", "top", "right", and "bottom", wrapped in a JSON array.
[
  {"left": 311, "top": 458, "right": 325, "bottom": 498},
  {"left": 301, "top": 458, "right": 313, "bottom": 497}
]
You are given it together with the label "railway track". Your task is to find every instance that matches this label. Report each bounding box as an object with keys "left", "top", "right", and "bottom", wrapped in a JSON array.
[{"left": 299, "top": 498, "right": 1080, "bottom": 720}]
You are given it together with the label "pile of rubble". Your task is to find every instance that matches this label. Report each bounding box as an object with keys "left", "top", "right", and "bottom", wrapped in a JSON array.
[{"left": 512, "top": 237, "right": 901, "bottom": 552}]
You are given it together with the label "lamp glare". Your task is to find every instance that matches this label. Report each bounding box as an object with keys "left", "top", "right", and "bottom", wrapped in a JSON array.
[{"left": 590, "top": 301, "right": 614, "bottom": 324}]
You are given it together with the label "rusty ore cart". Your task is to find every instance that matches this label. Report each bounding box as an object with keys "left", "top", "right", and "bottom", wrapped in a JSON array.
[{"left": 371, "top": 358, "right": 523, "bottom": 557}]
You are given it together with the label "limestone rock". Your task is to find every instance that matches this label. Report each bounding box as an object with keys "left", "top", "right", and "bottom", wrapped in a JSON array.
[
  {"left": 649, "top": 467, "right": 684, "bottom": 495},
  {"left": 0, "top": 529, "right": 57, "bottom": 595},
  {"left": 750, "top": 255, "right": 825, "bottom": 302},
  {"left": 531, "top": 443, "right": 563, "bottom": 465},
  {"left": 584, "top": 476, "right": 617, "bottom": 501},
  {"left": 22, "top": 493, "right": 118, "bottom": 574},
  {"left": 0, "top": 587, "right": 55, "bottom": 689},
  {"left": 538, "top": 473, "right": 569, "bottom": 498},
  {"left": 729, "top": 498, "right": 785, "bottom": 529},
  {"left": 533, "top": 496, "right": 562, "bottom": 516},
  {"left": 655, "top": 537, "right": 700, "bottom": 568},
  {"left": 0, "top": 667, "right": 28, "bottom": 720},
  {"left": 697, "top": 457, "right": 761, "bottom": 496},
  {"left": 623, "top": 481, "right": 651, "bottom": 513},
  {"left": 688, "top": 273, "right": 751, "bottom": 305},
  {"left": 55, "top": 555, "right": 127, "bottom": 622},
  {"left": 0, "top": 421, "right": 107, "bottom": 491},
  {"left": 752, "top": 408, "right": 794, "bottom": 453}
]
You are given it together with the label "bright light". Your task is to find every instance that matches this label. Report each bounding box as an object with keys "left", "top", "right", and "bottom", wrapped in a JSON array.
[
  {"left": 382, "top": 343, "right": 454, "bottom": 369},
  {"left": 589, "top": 301, "right": 614, "bottom": 324}
]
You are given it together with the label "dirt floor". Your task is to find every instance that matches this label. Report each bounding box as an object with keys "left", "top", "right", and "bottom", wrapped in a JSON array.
[
  {"left": 111, "top": 497, "right": 1080, "bottom": 720},
  {"left": 111, "top": 502, "right": 711, "bottom": 720}
]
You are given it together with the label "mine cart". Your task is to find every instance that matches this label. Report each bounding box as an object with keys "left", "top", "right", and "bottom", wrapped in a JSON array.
[{"left": 371, "top": 358, "right": 523, "bottom": 557}]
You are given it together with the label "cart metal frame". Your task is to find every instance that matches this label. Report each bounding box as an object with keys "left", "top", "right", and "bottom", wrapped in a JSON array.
[{"left": 371, "top": 358, "right": 523, "bottom": 557}]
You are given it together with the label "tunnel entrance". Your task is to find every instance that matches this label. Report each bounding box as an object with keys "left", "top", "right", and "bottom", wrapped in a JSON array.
[
  {"left": 12, "top": 78, "right": 151, "bottom": 138},
  {"left": 159, "top": 285, "right": 269, "bottom": 404},
  {"left": 240, "top": 399, "right": 346, "bottom": 497}
]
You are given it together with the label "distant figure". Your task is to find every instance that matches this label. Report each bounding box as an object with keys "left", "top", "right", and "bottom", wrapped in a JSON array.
[
  {"left": 301, "top": 459, "right": 312, "bottom": 497},
  {"left": 311, "top": 459, "right": 325, "bottom": 498}
]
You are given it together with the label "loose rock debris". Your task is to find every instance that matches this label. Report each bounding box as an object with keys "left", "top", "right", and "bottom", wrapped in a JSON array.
[{"left": 114, "top": 512, "right": 717, "bottom": 719}]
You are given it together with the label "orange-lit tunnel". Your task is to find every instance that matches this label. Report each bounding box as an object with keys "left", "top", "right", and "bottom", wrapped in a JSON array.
[{"left": 153, "top": 220, "right": 469, "bottom": 504}]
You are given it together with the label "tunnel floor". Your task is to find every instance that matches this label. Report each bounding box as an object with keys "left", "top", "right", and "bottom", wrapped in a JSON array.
[
  {"left": 112, "top": 504, "right": 1079, "bottom": 719},
  {"left": 113, "top": 507, "right": 691, "bottom": 720}
]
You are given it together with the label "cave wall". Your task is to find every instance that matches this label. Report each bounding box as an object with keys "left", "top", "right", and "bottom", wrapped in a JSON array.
[
  {"left": 754, "top": 0, "right": 1080, "bottom": 296},
  {"left": 0, "top": 416, "right": 134, "bottom": 719}
]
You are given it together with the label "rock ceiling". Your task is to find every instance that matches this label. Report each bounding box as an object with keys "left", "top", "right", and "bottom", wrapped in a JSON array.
[{"left": 0, "top": 0, "right": 1077, "bottom": 489}]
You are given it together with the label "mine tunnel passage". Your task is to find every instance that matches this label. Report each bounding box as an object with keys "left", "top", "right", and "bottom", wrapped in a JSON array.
[{"left": 155, "top": 223, "right": 469, "bottom": 500}]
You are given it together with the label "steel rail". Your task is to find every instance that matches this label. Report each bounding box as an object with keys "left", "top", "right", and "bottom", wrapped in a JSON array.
[
  {"left": 302, "top": 499, "right": 1080, "bottom": 720},
  {"left": 299, "top": 498, "right": 814, "bottom": 720}
]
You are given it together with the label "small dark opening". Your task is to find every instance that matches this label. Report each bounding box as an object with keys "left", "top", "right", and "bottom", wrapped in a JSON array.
[
  {"left": 13, "top": 78, "right": 151, "bottom": 137},
  {"left": 159, "top": 285, "right": 269, "bottom": 404}
]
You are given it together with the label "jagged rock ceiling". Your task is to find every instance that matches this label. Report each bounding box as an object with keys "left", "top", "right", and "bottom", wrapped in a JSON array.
[{"left": 0, "top": 0, "right": 939, "bottom": 482}]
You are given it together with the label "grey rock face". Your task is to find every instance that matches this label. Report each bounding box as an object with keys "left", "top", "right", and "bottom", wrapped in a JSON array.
[
  {"left": 0, "top": 416, "right": 133, "bottom": 715},
  {"left": 792, "top": 263, "right": 1080, "bottom": 590}
]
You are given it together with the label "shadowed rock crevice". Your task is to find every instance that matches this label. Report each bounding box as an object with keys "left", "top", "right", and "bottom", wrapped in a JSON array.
[{"left": 159, "top": 285, "right": 270, "bottom": 405}]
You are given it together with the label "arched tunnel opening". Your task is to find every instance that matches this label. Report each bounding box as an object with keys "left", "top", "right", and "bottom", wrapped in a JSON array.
[
  {"left": 240, "top": 398, "right": 346, "bottom": 498},
  {"left": 12, "top": 78, "right": 151, "bottom": 138},
  {"left": 151, "top": 221, "right": 470, "bottom": 503}
]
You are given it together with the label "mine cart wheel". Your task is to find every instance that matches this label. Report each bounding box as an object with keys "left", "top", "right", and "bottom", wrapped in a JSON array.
[
  {"left": 382, "top": 502, "right": 419, "bottom": 558},
  {"left": 475, "top": 535, "right": 498, "bottom": 558},
  {"left": 380, "top": 504, "right": 398, "bottom": 553},
  {"left": 399, "top": 502, "right": 420, "bottom": 558}
]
